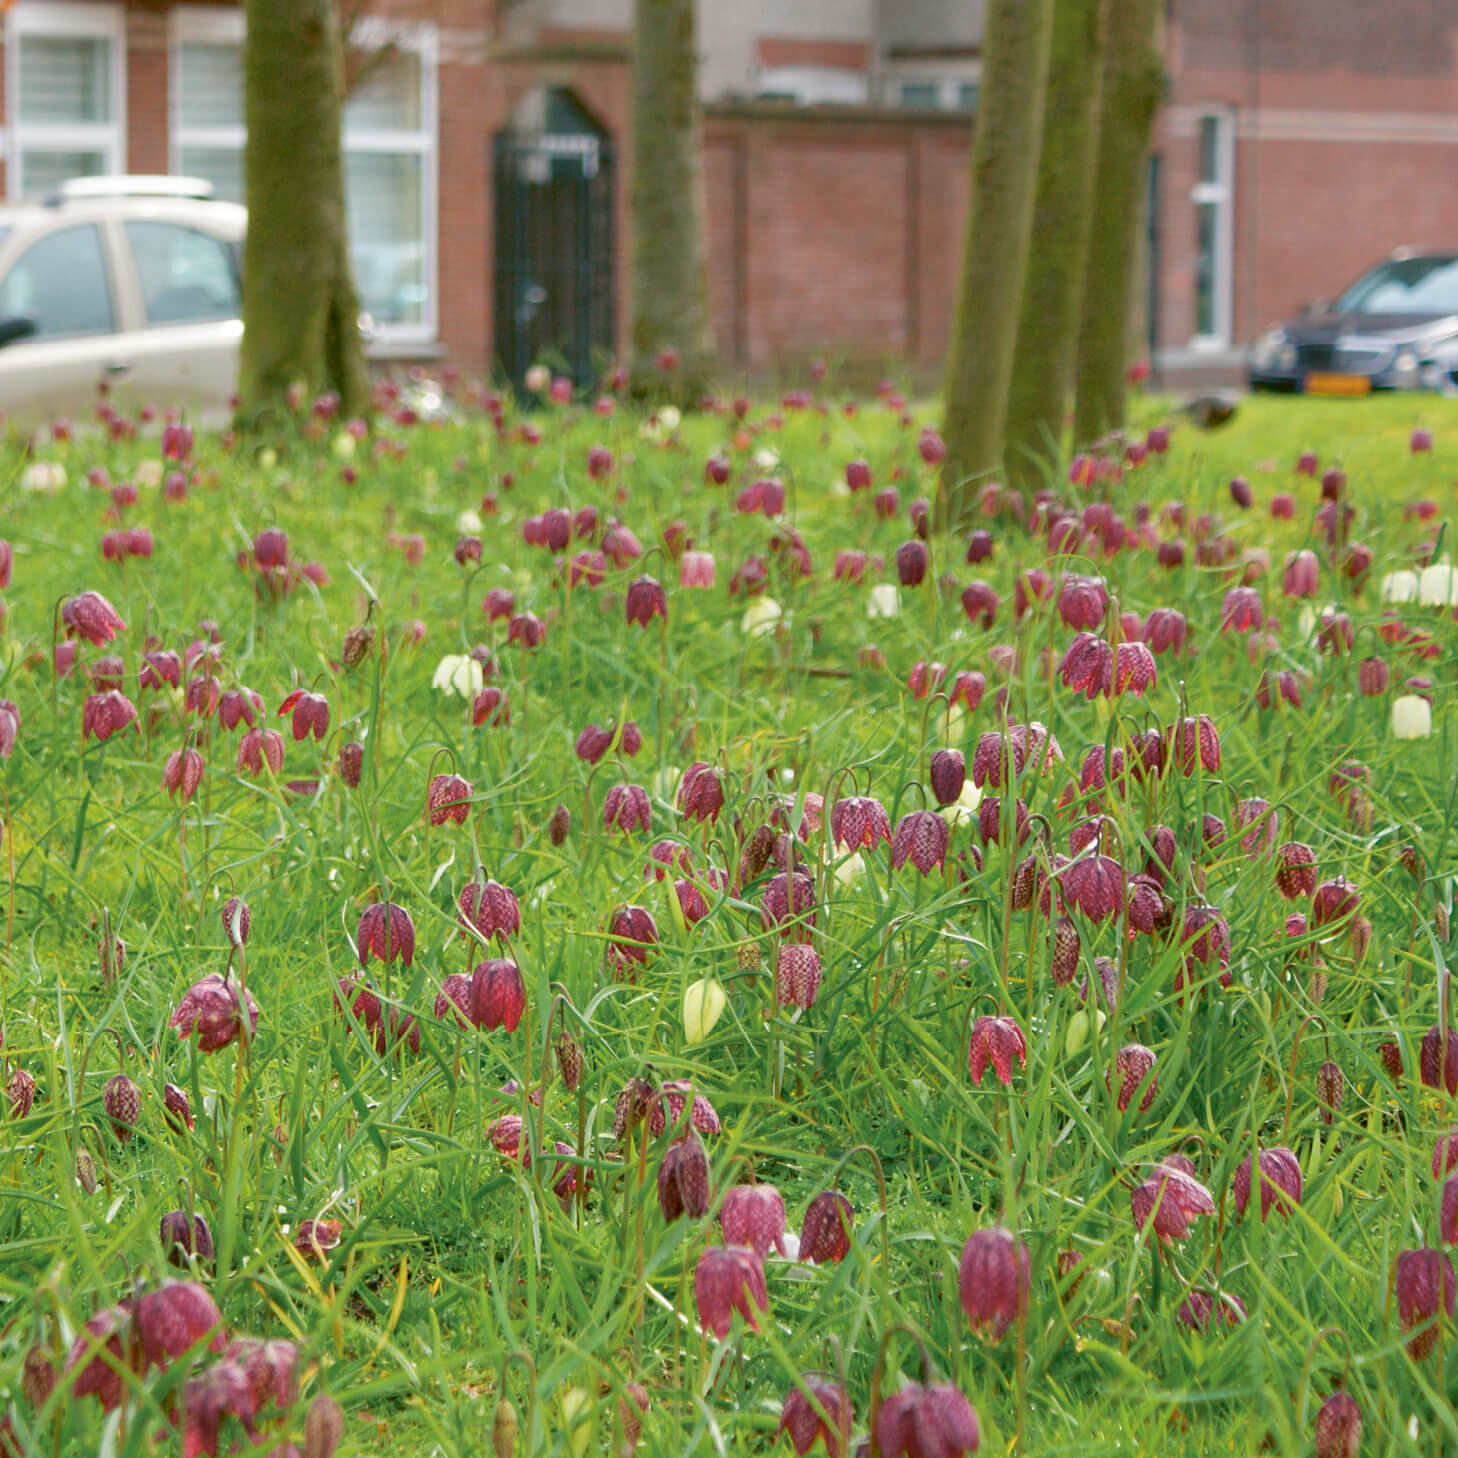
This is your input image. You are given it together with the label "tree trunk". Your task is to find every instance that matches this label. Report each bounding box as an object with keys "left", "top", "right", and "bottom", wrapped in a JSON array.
[
  {"left": 629, "top": 0, "right": 711, "bottom": 400},
  {"left": 238, "top": 0, "right": 369, "bottom": 425},
  {"left": 1004, "top": 0, "right": 1110, "bottom": 497},
  {"left": 1071, "top": 0, "right": 1163, "bottom": 446},
  {"left": 939, "top": 0, "right": 1054, "bottom": 525}
]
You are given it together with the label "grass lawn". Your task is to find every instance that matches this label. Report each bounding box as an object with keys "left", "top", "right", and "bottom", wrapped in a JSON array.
[{"left": 0, "top": 378, "right": 1456, "bottom": 1455}]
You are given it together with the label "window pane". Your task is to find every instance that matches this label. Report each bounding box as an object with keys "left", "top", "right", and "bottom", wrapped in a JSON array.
[
  {"left": 345, "top": 49, "right": 422, "bottom": 132},
  {"left": 346, "top": 151, "right": 425, "bottom": 326},
  {"left": 957, "top": 81, "right": 980, "bottom": 110},
  {"left": 18, "top": 35, "right": 112, "bottom": 124},
  {"left": 125, "top": 221, "right": 240, "bottom": 325},
  {"left": 179, "top": 41, "right": 243, "bottom": 129},
  {"left": 1199, "top": 115, "right": 1221, "bottom": 184},
  {"left": 899, "top": 81, "right": 940, "bottom": 109},
  {"left": 180, "top": 145, "right": 245, "bottom": 205},
  {"left": 1195, "top": 201, "right": 1217, "bottom": 336},
  {"left": 20, "top": 149, "right": 107, "bottom": 199},
  {"left": 0, "top": 224, "right": 113, "bottom": 338}
]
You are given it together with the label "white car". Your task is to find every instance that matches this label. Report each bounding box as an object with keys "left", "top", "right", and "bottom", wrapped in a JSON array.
[{"left": 0, "top": 176, "right": 245, "bottom": 425}]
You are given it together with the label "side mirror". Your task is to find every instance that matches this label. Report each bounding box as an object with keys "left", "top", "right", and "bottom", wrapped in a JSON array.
[{"left": 0, "top": 316, "right": 37, "bottom": 348}]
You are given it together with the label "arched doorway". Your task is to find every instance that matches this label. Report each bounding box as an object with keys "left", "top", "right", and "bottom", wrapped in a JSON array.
[{"left": 493, "top": 88, "right": 615, "bottom": 393}]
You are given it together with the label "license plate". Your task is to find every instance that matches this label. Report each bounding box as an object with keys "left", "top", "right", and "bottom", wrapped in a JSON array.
[{"left": 1304, "top": 372, "right": 1371, "bottom": 396}]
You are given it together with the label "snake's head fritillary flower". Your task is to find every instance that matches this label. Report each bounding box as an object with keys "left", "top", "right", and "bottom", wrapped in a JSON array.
[
  {"left": 1311, "top": 877, "right": 1359, "bottom": 930},
  {"left": 82, "top": 690, "right": 138, "bottom": 742},
  {"left": 1056, "top": 573, "right": 1108, "bottom": 630},
  {"left": 357, "top": 902, "right": 415, "bottom": 967},
  {"left": 606, "top": 904, "right": 658, "bottom": 978},
  {"left": 896, "top": 540, "right": 929, "bottom": 587},
  {"left": 1393, "top": 1247, "right": 1456, "bottom": 1359},
  {"left": 760, "top": 871, "right": 817, "bottom": 941},
  {"left": 253, "top": 527, "right": 289, "bottom": 570},
  {"left": 1274, "top": 842, "right": 1317, "bottom": 899},
  {"left": 721, "top": 1183, "right": 788, "bottom": 1257},
  {"left": 891, "top": 810, "right": 949, "bottom": 874},
  {"left": 968, "top": 1016, "right": 1026, "bottom": 1087},
  {"left": 1177, "top": 1288, "right": 1246, "bottom": 1333},
  {"left": 694, "top": 1245, "right": 768, "bottom": 1339},
  {"left": 65, "top": 1304, "right": 137, "bottom": 1411},
  {"left": 162, "top": 747, "right": 204, "bottom": 802},
  {"left": 929, "top": 749, "right": 966, "bottom": 807},
  {"left": 799, "top": 1190, "right": 853, "bottom": 1267},
  {"left": 168, "top": 972, "right": 259, "bottom": 1053},
  {"left": 1058, "top": 634, "right": 1112, "bottom": 700},
  {"left": 1062, "top": 853, "right": 1124, "bottom": 921},
  {"left": 831, "top": 796, "right": 891, "bottom": 851},
  {"left": 1314, "top": 1391, "right": 1362, "bottom": 1458},
  {"left": 650, "top": 1079, "right": 720, "bottom": 1138},
  {"left": 62, "top": 590, "right": 126, "bottom": 644},
  {"left": 470, "top": 958, "right": 525, "bottom": 1033},
  {"left": 958, "top": 1227, "right": 1030, "bottom": 1341},
  {"left": 236, "top": 727, "right": 284, "bottom": 775},
  {"left": 1131, "top": 1159, "right": 1214, "bottom": 1244},
  {"left": 1109, "top": 1044, "right": 1157, "bottom": 1113},
  {"left": 1419, "top": 1026, "right": 1458, "bottom": 1096},
  {"left": 458, "top": 877, "right": 520, "bottom": 943},
  {"left": 876, "top": 1382, "right": 980, "bottom": 1458},
  {"left": 1233, "top": 1145, "right": 1303, "bottom": 1219},
  {"left": 603, "top": 521, "right": 644, "bottom": 568},
  {"left": 139, "top": 649, "right": 182, "bottom": 692},
  {"left": 163, "top": 1081, "right": 193, "bottom": 1132},
  {"left": 426, "top": 772, "right": 473, "bottom": 827},
  {"left": 220, "top": 895, "right": 250, "bottom": 949},
  {"left": 217, "top": 687, "right": 261, "bottom": 731},
  {"left": 183, "top": 673, "right": 221, "bottom": 718},
  {"left": 160, "top": 1210, "right": 214, "bottom": 1267},
  {"left": 604, "top": 782, "right": 652, "bottom": 835},
  {"left": 1314, "top": 1060, "right": 1344, "bottom": 1125},
  {"left": 0, "top": 700, "right": 19, "bottom": 760},
  {"left": 277, "top": 689, "right": 329, "bottom": 742},
  {"left": 679, "top": 549, "right": 716, "bottom": 587},
  {"left": 482, "top": 587, "right": 515, "bottom": 622},
  {"left": 294, "top": 1218, "right": 342, "bottom": 1261},
  {"left": 434, "top": 973, "right": 474, "bottom": 1027},
  {"left": 104, "top": 1073, "right": 140, "bottom": 1142},
  {"left": 961, "top": 580, "right": 998, "bottom": 628},
  {"left": 336, "top": 740, "right": 364, "bottom": 788},
  {"left": 1282, "top": 549, "right": 1320, "bottom": 598},
  {"left": 135, "top": 1281, "right": 226, "bottom": 1369},
  {"left": 1166, "top": 714, "right": 1221, "bottom": 775},
  {"left": 1143, "top": 608, "right": 1188, "bottom": 655},
  {"left": 678, "top": 761, "right": 725, "bottom": 823},
  {"left": 779, "top": 1377, "right": 851, "bottom": 1456},
  {"left": 625, "top": 575, "right": 668, "bottom": 627},
  {"left": 1440, "top": 1178, "right": 1458, "bottom": 1246},
  {"left": 657, "top": 1131, "right": 711, "bottom": 1221},
  {"left": 1234, "top": 798, "right": 1277, "bottom": 858},
  {"left": 775, "top": 944, "right": 823, "bottom": 1011},
  {"left": 507, "top": 611, "right": 546, "bottom": 649}
]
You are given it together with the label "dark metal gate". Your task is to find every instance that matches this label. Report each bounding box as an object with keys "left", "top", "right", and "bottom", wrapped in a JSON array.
[{"left": 493, "top": 102, "right": 615, "bottom": 394}]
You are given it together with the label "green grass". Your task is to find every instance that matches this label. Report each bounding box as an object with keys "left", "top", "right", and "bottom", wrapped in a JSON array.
[{"left": 0, "top": 380, "right": 1457, "bottom": 1455}]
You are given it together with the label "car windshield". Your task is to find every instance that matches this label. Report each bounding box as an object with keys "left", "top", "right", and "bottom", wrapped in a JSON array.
[{"left": 1335, "top": 257, "right": 1458, "bottom": 316}]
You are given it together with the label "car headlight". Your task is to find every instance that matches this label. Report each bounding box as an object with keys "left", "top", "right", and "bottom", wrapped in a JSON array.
[
  {"left": 1393, "top": 347, "right": 1421, "bottom": 379},
  {"left": 1250, "top": 326, "right": 1290, "bottom": 371}
]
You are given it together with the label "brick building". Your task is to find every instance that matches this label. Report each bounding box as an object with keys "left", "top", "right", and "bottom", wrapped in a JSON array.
[{"left": 1, "top": 0, "right": 1456, "bottom": 387}]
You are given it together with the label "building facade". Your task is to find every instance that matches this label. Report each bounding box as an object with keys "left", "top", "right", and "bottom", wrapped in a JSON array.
[{"left": 1, "top": 0, "right": 1456, "bottom": 387}]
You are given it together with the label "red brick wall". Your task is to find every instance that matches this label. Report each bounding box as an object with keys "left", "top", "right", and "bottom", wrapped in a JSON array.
[
  {"left": 703, "top": 108, "right": 970, "bottom": 379},
  {"left": 126, "top": 10, "right": 170, "bottom": 176}
]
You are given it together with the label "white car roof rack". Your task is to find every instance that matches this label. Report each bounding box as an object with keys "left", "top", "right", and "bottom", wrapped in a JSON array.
[{"left": 45, "top": 175, "right": 217, "bottom": 207}]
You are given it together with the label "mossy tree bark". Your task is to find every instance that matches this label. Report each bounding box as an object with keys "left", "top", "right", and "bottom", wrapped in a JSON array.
[
  {"left": 1004, "top": 0, "right": 1110, "bottom": 497},
  {"left": 238, "top": 0, "right": 369, "bottom": 426},
  {"left": 629, "top": 0, "right": 711, "bottom": 401},
  {"left": 1071, "top": 0, "right": 1163, "bottom": 446},
  {"left": 938, "top": 0, "right": 1054, "bottom": 526}
]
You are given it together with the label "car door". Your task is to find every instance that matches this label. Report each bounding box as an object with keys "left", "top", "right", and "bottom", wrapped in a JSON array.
[
  {"left": 108, "top": 218, "right": 242, "bottom": 423},
  {"left": 0, "top": 220, "right": 124, "bottom": 422}
]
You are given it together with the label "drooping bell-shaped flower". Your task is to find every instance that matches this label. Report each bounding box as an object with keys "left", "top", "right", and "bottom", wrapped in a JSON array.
[
  {"left": 957, "top": 1227, "right": 1030, "bottom": 1341},
  {"left": 694, "top": 1245, "right": 768, "bottom": 1338}
]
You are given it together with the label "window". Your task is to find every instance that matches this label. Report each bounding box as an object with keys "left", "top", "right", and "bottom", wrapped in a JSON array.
[
  {"left": 168, "top": 12, "right": 438, "bottom": 343},
  {"left": 956, "top": 81, "right": 980, "bottom": 111},
  {"left": 754, "top": 67, "right": 869, "bottom": 106},
  {"left": 343, "top": 31, "right": 437, "bottom": 336},
  {"left": 899, "top": 81, "right": 940, "bottom": 109},
  {"left": 125, "top": 221, "right": 240, "bottom": 325},
  {"left": 172, "top": 8, "right": 246, "bottom": 204},
  {"left": 1191, "top": 110, "right": 1233, "bottom": 347},
  {"left": 5, "top": 2, "right": 126, "bottom": 199},
  {"left": 0, "top": 223, "right": 113, "bottom": 337}
]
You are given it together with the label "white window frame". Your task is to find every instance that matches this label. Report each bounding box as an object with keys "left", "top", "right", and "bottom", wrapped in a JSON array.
[
  {"left": 169, "top": 5, "right": 245, "bottom": 190},
  {"left": 166, "top": 11, "right": 438, "bottom": 348},
  {"left": 5, "top": 1, "right": 127, "bottom": 200},
  {"left": 342, "top": 17, "right": 439, "bottom": 347},
  {"left": 1190, "top": 108, "right": 1234, "bottom": 350},
  {"left": 885, "top": 64, "right": 983, "bottom": 112}
]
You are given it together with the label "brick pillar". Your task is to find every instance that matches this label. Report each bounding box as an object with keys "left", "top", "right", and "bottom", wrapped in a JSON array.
[{"left": 126, "top": 8, "right": 170, "bottom": 175}]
